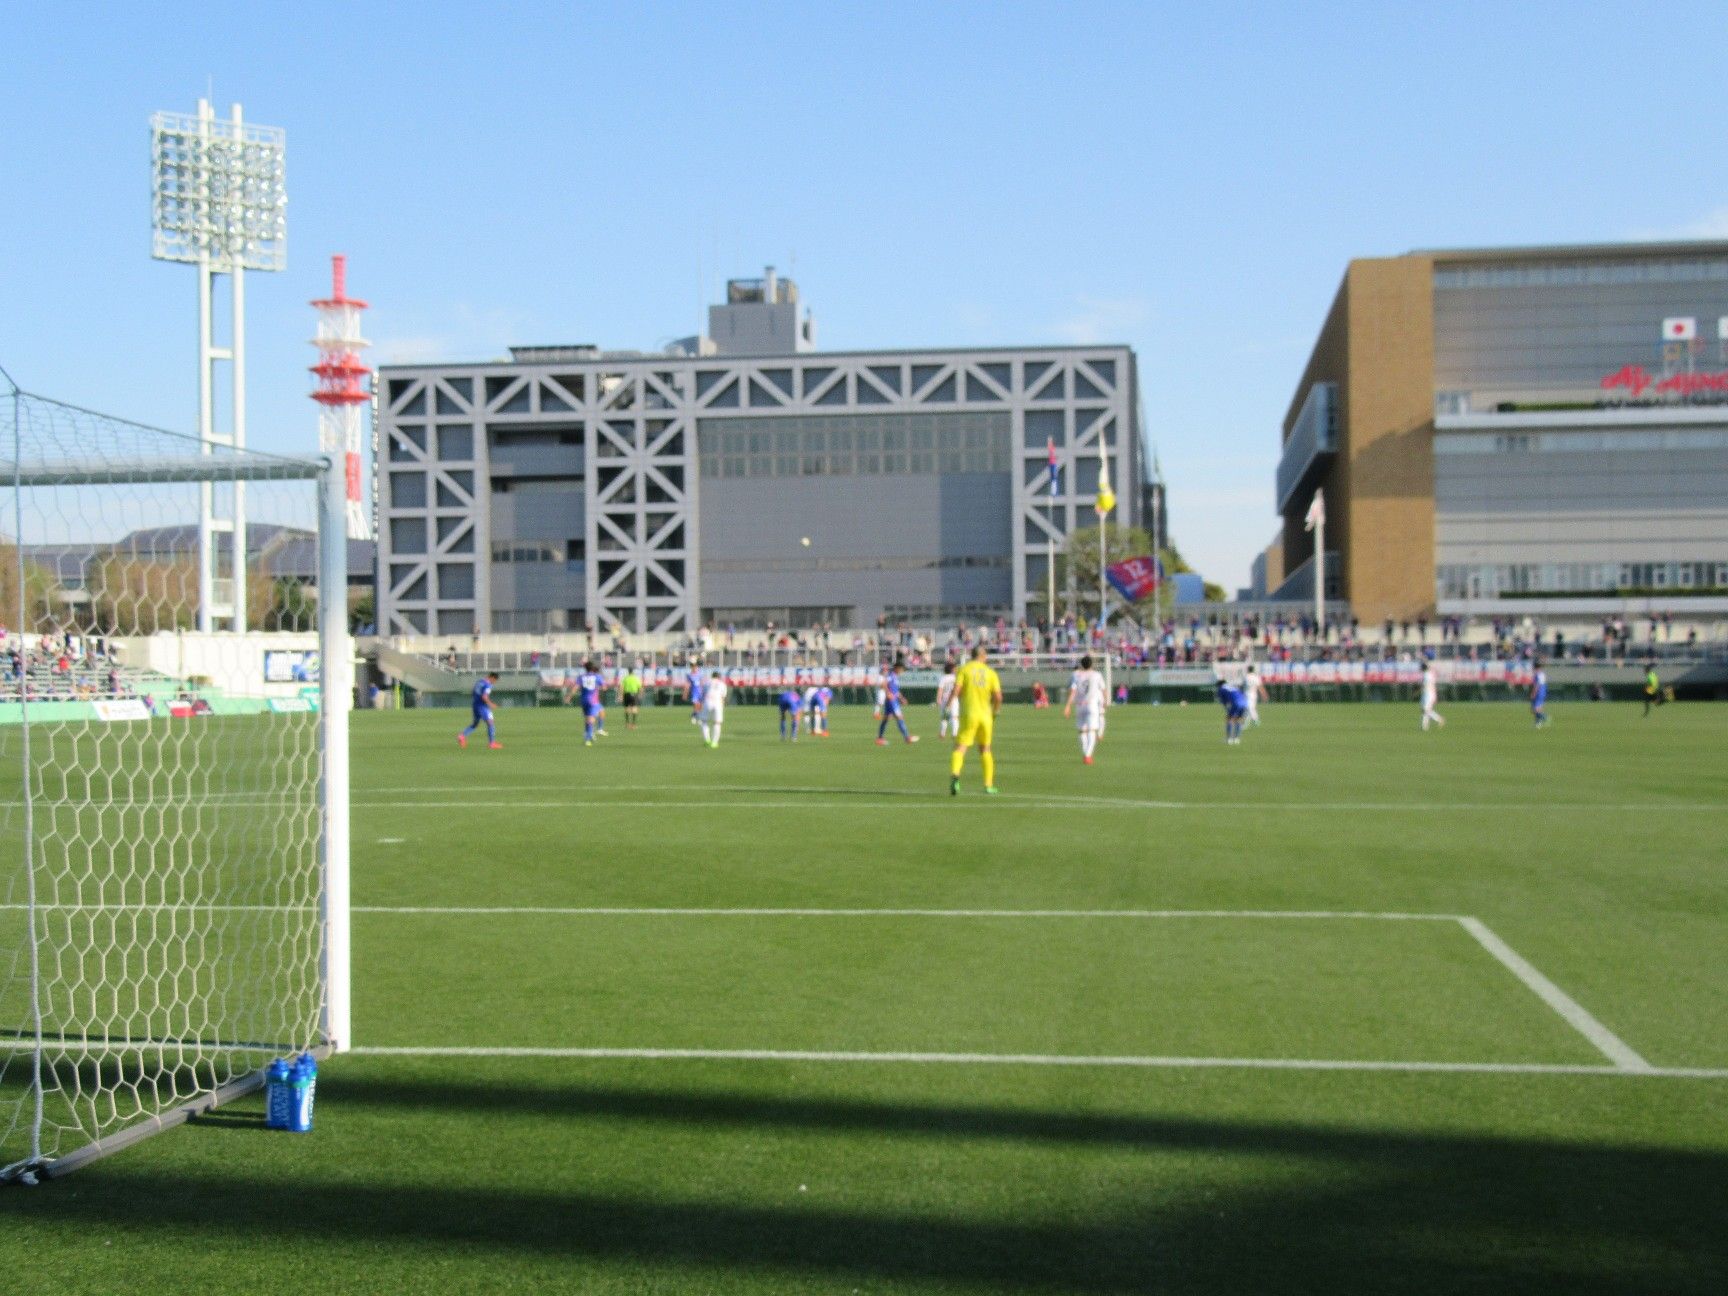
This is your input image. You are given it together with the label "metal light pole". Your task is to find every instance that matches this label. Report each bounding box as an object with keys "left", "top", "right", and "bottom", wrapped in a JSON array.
[{"left": 151, "top": 100, "right": 287, "bottom": 632}]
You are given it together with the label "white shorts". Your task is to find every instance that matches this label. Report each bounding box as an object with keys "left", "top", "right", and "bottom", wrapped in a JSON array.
[
  {"left": 942, "top": 701, "right": 959, "bottom": 722},
  {"left": 701, "top": 702, "right": 725, "bottom": 722},
  {"left": 1075, "top": 705, "right": 1102, "bottom": 731}
]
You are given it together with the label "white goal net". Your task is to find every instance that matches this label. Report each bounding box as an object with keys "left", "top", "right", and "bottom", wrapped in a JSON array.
[{"left": 1, "top": 375, "right": 350, "bottom": 1182}]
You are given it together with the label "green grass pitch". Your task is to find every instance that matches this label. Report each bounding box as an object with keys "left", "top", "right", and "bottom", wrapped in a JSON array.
[{"left": 7, "top": 699, "right": 1727, "bottom": 1293}]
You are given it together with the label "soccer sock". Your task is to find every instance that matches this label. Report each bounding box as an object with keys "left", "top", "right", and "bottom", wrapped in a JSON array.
[
  {"left": 584, "top": 718, "right": 594, "bottom": 741},
  {"left": 981, "top": 750, "right": 995, "bottom": 787},
  {"left": 700, "top": 723, "right": 712, "bottom": 743},
  {"left": 461, "top": 721, "right": 476, "bottom": 737},
  {"left": 486, "top": 718, "right": 496, "bottom": 742},
  {"left": 949, "top": 746, "right": 966, "bottom": 777},
  {"left": 896, "top": 716, "right": 910, "bottom": 739},
  {"left": 712, "top": 721, "right": 722, "bottom": 744},
  {"left": 878, "top": 716, "right": 888, "bottom": 739}
]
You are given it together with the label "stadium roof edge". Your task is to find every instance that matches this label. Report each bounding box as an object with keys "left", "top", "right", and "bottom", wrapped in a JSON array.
[
  {"left": 374, "top": 342, "right": 1139, "bottom": 371},
  {"left": 1409, "top": 239, "right": 1728, "bottom": 263}
]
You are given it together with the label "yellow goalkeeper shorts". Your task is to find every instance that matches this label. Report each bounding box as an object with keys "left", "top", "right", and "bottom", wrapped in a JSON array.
[{"left": 955, "top": 714, "right": 994, "bottom": 748}]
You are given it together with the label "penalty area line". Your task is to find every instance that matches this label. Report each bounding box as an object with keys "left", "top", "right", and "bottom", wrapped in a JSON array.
[
  {"left": 351, "top": 906, "right": 1463, "bottom": 921},
  {"left": 343, "top": 1045, "right": 1728, "bottom": 1079},
  {"left": 1455, "top": 917, "right": 1653, "bottom": 1073}
]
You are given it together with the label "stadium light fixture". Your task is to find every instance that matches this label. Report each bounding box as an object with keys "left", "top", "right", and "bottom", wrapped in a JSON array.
[{"left": 150, "top": 99, "right": 287, "bottom": 630}]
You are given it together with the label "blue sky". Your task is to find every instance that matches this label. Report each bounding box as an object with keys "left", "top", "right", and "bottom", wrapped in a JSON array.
[{"left": 3, "top": 1, "right": 1725, "bottom": 588}]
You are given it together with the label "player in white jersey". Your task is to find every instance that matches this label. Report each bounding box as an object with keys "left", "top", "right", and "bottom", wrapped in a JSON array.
[
  {"left": 1243, "top": 663, "right": 1265, "bottom": 726},
  {"left": 1420, "top": 662, "right": 1445, "bottom": 730},
  {"left": 935, "top": 662, "right": 960, "bottom": 738},
  {"left": 1063, "top": 654, "right": 1109, "bottom": 765},
  {"left": 700, "top": 670, "right": 730, "bottom": 747}
]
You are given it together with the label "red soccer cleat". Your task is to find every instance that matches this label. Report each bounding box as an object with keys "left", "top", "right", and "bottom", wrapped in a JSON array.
[
  {"left": 874, "top": 737, "right": 887, "bottom": 746},
  {"left": 456, "top": 734, "right": 467, "bottom": 748},
  {"left": 488, "top": 741, "right": 503, "bottom": 749},
  {"left": 1083, "top": 755, "right": 1093, "bottom": 765}
]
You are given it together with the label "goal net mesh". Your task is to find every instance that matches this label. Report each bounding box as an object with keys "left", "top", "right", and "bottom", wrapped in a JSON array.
[{"left": 1, "top": 379, "right": 333, "bottom": 1180}]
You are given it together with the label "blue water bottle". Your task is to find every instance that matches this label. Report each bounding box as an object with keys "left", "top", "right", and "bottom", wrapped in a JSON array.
[
  {"left": 264, "top": 1058, "right": 292, "bottom": 1130},
  {"left": 286, "top": 1052, "right": 317, "bottom": 1133}
]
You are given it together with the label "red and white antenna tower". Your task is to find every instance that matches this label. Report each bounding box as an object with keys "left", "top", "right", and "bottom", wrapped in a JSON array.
[{"left": 310, "top": 254, "right": 372, "bottom": 539}]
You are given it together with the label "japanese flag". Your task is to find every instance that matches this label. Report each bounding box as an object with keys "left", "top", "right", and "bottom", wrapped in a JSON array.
[{"left": 1663, "top": 317, "right": 1697, "bottom": 341}]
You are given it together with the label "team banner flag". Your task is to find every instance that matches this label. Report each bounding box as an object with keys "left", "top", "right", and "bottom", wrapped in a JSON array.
[
  {"left": 1663, "top": 317, "right": 1697, "bottom": 341},
  {"left": 1106, "top": 555, "right": 1162, "bottom": 602},
  {"left": 1046, "top": 437, "right": 1061, "bottom": 494}
]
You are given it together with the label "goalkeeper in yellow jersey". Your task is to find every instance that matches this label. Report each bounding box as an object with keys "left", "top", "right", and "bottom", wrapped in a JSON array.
[{"left": 949, "top": 644, "right": 1004, "bottom": 796}]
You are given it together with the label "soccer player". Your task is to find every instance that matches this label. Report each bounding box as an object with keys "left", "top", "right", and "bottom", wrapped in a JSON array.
[
  {"left": 875, "top": 659, "right": 919, "bottom": 745},
  {"left": 949, "top": 645, "right": 1002, "bottom": 795},
  {"left": 777, "top": 685, "right": 803, "bottom": 741},
  {"left": 1643, "top": 662, "right": 1663, "bottom": 716},
  {"left": 686, "top": 663, "right": 706, "bottom": 727},
  {"left": 457, "top": 672, "right": 502, "bottom": 749},
  {"left": 619, "top": 663, "right": 643, "bottom": 729},
  {"left": 576, "top": 660, "right": 607, "bottom": 745},
  {"left": 935, "top": 661, "right": 959, "bottom": 738},
  {"left": 1063, "top": 653, "right": 1108, "bottom": 764},
  {"left": 700, "top": 669, "right": 729, "bottom": 747},
  {"left": 1420, "top": 661, "right": 1445, "bottom": 730},
  {"left": 806, "top": 683, "right": 832, "bottom": 737},
  {"left": 1216, "top": 677, "right": 1248, "bottom": 745},
  {"left": 1243, "top": 663, "right": 1265, "bottom": 726},
  {"left": 1530, "top": 658, "right": 1550, "bottom": 728}
]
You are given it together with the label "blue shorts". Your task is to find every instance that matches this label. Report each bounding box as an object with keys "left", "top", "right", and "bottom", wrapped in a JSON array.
[
  {"left": 472, "top": 704, "right": 492, "bottom": 721},
  {"left": 582, "top": 702, "right": 602, "bottom": 718},
  {"left": 882, "top": 698, "right": 902, "bottom": 716},
  {"left": 1225, "top": 704, "right": 1246, "bottom": 720},
  {"left": 778, "top": 700, "right": 798, "bottom": 713}
]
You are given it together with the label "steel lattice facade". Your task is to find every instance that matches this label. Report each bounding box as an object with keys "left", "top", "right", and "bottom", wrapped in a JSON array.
[{"left": 375, "top": 346, "right": 1140, "bottom": 636}]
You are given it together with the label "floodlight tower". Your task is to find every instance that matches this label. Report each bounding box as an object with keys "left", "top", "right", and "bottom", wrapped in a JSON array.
[
  {"left": 310, "top": 255, "right": 372, "bottom": 540},
  {"left": 150, "top": 99, "right": 287, "bottom": 632}
]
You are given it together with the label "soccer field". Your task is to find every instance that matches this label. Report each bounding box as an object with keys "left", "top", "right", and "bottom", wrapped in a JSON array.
[{"left": 7, "top": 700, "right": 1728, "bottom": 1294}]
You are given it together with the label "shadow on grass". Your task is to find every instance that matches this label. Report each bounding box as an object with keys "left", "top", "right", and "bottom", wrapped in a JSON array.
[{"left": 12, "top": 1073, "right": 1726, "bottom": 1293}]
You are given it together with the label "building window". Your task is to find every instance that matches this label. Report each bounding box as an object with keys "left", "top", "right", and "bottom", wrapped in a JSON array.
[{"left": 697, "top": 411, "right": 1012, "bottom": 478}]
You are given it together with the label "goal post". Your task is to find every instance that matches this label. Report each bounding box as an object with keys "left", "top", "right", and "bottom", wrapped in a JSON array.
[{"left": 1, "top": 381, "right": 351, "bottom": 1183}]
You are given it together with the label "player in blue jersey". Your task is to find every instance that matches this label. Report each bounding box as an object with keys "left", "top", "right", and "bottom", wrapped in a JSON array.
[
  {"left": 875, "top": 658, "right": 919, "bottom": 746},
  {"left": 576, "top": 660, "right": 607, "bottom": 746},
  {"left": 777, "top": 686, "right": 803, "bottom": 741},
  {"left": 1216, "top": 677, "right": 1248, "bottom": 745},
  {"left": 686, "top": 664, "right": 706, "bottom": 726},
  {"left": 1529, "top": 658, "right": 1550, "bottom": 728},
  {"left": 458, "top": 672, "right": 502, "bottom": 749},
  {"left": 808, "top": 685, "right": 833, "bottom": 738}
]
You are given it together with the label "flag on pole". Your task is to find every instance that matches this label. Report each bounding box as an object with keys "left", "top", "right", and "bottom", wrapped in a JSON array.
[
  {"left": 1095, "top": 436, "right": 1115, "bottom": 516},
  {"left": 1305, "top": 489, "right": 1325, "bottom": 532},
  {"left": 1663, "top": 317, "right": 1698, "bottom": 341},
  {"left": 1046, "top": 438, "right": 1061, "bottom": 494}
]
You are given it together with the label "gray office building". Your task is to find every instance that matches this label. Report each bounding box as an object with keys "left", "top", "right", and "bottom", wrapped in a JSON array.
[{"left": 374, "top": 275, "right": 1142, "bottom": 635}]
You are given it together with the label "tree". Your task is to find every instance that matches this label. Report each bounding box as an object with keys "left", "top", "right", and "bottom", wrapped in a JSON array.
[
  {"left": 0, "top": 546, "right": 63, "bottom": 632},
  {"left": 1040, "top": 524, "right": 1195, "bottom": 622},
  {"left": 264, "top": 577, "right": 318, "bottom": 632},
  {"left": 348, "top": 593, "right": 375, "bottom": 634},
  {"left": 87, "top": 555, "right": 199, "bottom": 634}
]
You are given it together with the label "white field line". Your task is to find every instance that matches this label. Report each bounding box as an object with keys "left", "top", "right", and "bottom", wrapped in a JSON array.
[
  {"left": 350, "top": 906, "right": 1460, "bottom": 920},
  {"left": 343, "top": 1044, "right": 1728, "bottom": 1080},
  {"left": 0, "top": 905, "right": 1459, "bottom": 920},
  {"left": 1455, "top": 917, "right": 1653, "bottom": 1073}
]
